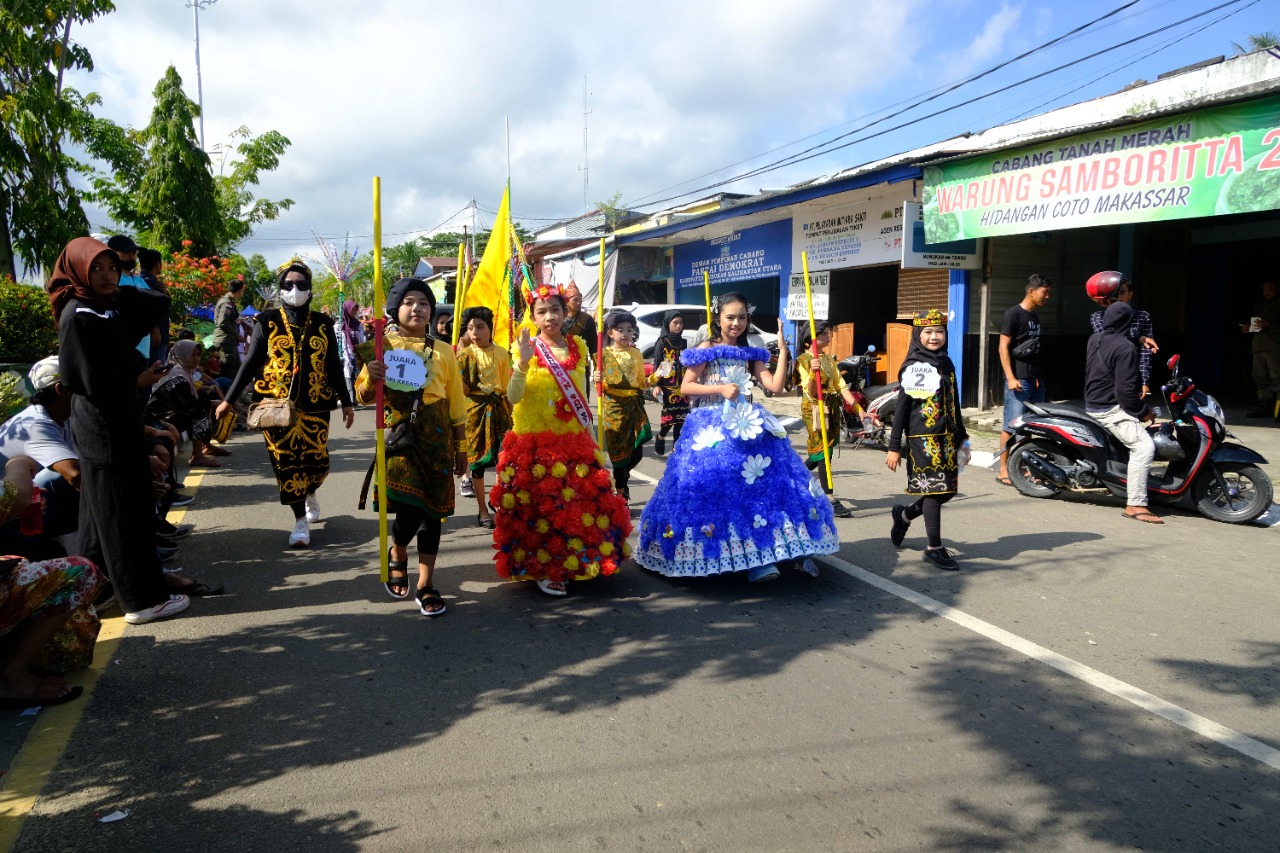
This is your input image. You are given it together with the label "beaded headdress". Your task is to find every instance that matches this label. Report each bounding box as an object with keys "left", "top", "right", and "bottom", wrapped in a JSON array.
[{"left": 912, "top": 308, "right": 947, "bottom": 327}]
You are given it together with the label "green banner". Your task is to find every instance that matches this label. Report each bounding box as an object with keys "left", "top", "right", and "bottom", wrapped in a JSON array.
[{"left": 923, "top": 94, "right": 1280, "bottom": 242}]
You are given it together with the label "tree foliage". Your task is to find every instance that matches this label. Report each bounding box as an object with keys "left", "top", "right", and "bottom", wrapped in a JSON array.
[
  {"left": 1233, "top": 31, "right": 1280, "bottom": 54},
  {"left": 212, "top": 126, "right": 294, "bottom": 250},
  {"left": 135, "top": 66, "right": 221, "bottom": 257},
  {"left": 162, "top": 239, "right": 231, "bottom": 322},
  {"left": 0, "top": 0, "right": 117, "bottom": 279},
  {"left": 0, "top": 274, "right": 57, "bottom": 362}
]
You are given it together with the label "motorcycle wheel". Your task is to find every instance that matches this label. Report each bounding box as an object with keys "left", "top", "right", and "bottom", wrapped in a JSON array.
[
  {"left": 1007, "top": 440, "right": 1064, "bottom": 498},
  {"left": 1191, "top": 462, "right": 1274, "bottom": 524}
]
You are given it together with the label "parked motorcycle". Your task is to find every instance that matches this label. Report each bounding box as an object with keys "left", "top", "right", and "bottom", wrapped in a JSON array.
[
  {"left": 837, "top": 346, "right": 900, "bottom": 449},
  {"left": 1004, "top": 355, "right": 1273, "bottom": 524}
]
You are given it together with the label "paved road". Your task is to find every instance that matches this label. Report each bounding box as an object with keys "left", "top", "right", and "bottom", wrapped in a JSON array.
[{"left": 7, "top": 402, "right": 1279, "bottom": 851}]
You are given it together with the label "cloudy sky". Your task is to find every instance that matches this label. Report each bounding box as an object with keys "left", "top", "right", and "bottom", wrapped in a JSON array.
[{"left": 64, "top": 0, "right": 1275, "bottom": 265}]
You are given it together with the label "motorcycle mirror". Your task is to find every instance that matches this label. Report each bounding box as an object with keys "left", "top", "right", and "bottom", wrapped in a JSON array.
[
  {"left": 1167, "top": 354, "right": 1180, "bottom": 371},
  {"left": 866, "top": 345, "right": 877, "bottom": 353}
]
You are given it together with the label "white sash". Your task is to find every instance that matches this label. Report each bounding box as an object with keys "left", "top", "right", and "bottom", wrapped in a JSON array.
[{"left": 534, "top": 337, "right": 593, "bottom": 433}]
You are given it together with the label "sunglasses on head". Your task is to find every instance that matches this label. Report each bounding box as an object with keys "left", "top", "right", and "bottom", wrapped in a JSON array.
[{"left": 280, "top": 278, "right": 311, "bottom": 291}]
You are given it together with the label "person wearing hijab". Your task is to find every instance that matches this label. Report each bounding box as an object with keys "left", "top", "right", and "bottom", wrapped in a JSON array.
[
  {"left": 651, "top": 310, "right": 688, "bottom": 455},
  {"left": 433, "top": 307, "right": 453, "bottom": 341},
  {"left": 796, "top": 321, "right": 860, "bottom": 518},
  {"left": 338, "top": 299, "right": 366, "bottom": 405},
  {"left": 217, "top": 260, "right": 354, "bottom": 547},
  {"left": 353, "top": 278, "right": 466, "bottom": 615},
  {"left": 885, "top": 310, "right": 970, "bottom": 571},
  {"left": 145, "top": 340, "right": 222, "bottom": 466},
  {"left": 48, "top": 236, "right": 191, "bottom": 624}
]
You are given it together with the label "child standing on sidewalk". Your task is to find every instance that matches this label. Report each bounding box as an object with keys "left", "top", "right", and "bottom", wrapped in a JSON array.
[
  {"left": 600, "top": 311, "right": 666, "bottom": 501},
  {"left": 885, "top": 309, "right": 970, "bottom": 571},
  {"left": 651, "top": 311, "right": 688, "bottom": 455},
  {"left": 490, "top": 284, "right": 631, "bottom": 597},
  {"left": 456, "top": 307, "right": 512, "bottom": 529}
]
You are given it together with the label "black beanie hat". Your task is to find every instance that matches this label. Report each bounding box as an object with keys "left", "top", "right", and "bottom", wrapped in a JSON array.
[{"left": 385, "top": 277, "right": 434, "bottom": 320}]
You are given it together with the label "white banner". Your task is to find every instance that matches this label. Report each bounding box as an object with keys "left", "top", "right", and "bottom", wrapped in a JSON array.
[
  {"left": 785, "top": 272, "right": 830, "bottom": 321},
  {"left": 793, "top": 197, "right": 905, "bottom": 273},
  {"left": 549, "top": 249, "right": 617, "bottom": 313},
  {"left": 901, "top": 202, "right": 983, "bottom": 269}
]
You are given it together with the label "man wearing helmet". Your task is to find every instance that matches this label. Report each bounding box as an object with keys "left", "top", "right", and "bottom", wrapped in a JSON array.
[{"left": 1087, "top": 271, "right": 1158, "bottom": 398}]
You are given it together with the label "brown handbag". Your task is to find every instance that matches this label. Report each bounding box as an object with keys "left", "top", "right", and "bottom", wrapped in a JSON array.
[
  {"left": 246, "top": 398, "right": 297, "bottom": 430},
  {"left": 247, "top": 310, "right": 301, "bottom": 430}
]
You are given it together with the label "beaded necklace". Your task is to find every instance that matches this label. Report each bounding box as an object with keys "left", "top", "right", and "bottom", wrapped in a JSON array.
[{"left": 281, "top": 308, "right": 310, "bottom": 380}]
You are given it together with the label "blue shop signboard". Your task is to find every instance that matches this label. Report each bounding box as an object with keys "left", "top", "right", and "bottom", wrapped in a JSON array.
[{"left": 673, "top": 219, "right": 790, "bottom": 291}]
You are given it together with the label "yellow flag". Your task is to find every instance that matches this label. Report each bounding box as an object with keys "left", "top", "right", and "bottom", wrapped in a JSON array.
[{"left": 461, "top": 184, "right": 514, "bottom": 351}]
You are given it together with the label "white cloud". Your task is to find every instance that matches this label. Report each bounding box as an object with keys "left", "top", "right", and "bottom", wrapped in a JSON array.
[
  {"left": 941, "top": 2, "right": 1024, "bottom": 81},
  {"left": 63, "top": 0, "right": 923, "bottom": 264}
]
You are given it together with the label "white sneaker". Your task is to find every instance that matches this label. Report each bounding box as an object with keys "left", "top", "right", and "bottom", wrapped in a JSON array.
[
  {"left": 459, "top": 477, "right": 475, "bottom": 498},
  {"left": 304, "top": 494, "right": 321, "bottom": 523},
  {"left": 124, "top": 594, "right": 191, "bottom": 625},
  {"left": 288, "top": 518, "right": 311, "bottom": 547}
]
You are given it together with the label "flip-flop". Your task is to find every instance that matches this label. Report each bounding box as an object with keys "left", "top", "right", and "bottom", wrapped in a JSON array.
[
  {"left": 1124, "top": 511, "right": 1164, "bottom": 524},
  {"left": 172, "top": 580, "right": 225, "bottom": 597},
  {"left": 0, "top": 683, "right": 83, "bottom": 710},
  {"left": 994, "top": 476, "right": 1014, "bottom": 487}
]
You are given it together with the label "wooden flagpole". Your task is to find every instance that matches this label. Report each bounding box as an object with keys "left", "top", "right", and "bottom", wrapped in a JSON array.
[
  {"left": 372, "top": 177, "right": 389, "bottom": 582},
  {"left": 802, "top": 251, "right": 832, "bottom": 490}
]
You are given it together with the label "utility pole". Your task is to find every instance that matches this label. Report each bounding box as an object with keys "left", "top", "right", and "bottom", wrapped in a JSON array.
[
  {"left": 186, "top": 0, "right": 219, "bottom": 150},
  {"left": 579, "top": 75, "right": 591, "bottom": 214}
]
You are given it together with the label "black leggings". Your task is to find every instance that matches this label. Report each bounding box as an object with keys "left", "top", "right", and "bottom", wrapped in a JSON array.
[
  {"left": 390, "top": 502, "right": 443, "bottom": 555},
  {"left": 614, "top": 445, "right": 645, "bottom": 492},
  {"left": 657, "top": 421, "right": 683, "bottom": 440},
  {"left": 903, "top": 493, "right": 953, "bottom": 549},
  {"left": 805, "top": 455, "right": 834, "bottom": 495}
]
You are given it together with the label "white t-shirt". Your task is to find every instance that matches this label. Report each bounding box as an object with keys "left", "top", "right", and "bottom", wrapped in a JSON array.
[{"left": 0, "top": 405, "right": 76, "bottom": 470}]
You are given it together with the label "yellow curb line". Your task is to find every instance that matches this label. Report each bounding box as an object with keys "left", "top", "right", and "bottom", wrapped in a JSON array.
[{"left": 0, "top": 464, "right": 209, "bottom": 851}]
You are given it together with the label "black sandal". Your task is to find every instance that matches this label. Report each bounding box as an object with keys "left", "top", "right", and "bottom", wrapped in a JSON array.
[
  {"left": 416, "top": 585, "right": 447, "bottom": 617},
  {"left": 384, "top": 548, "right": 410, "bottom": 600}
]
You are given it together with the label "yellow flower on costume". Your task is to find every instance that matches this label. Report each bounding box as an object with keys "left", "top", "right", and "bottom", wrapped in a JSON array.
[
  {"left": 600, "top": 542, "right": 614, "bottom": 556},
  {"left": 532, "top": 463, "right": 546, "bottom": 478},
  {"left": 535, "top": 518, "right": 550, "bottom": 533},
  {"left": 536, "top": 549, "right": 550, "bottom": 564},
  {"left": 574, "top": 464, "right": 589, "bottom": 478},
  {"left": 517, "top": 490, "right": 531, "bottom": 504},
  {"left": 596, "top": 515, "right": 609, "bottom": 529},
  {"left": 564, "top": 556, "right": 579, "bottom": 571},
  {"left": 561, "top": 487, "right": 575, "bottom": 501},
  {"left": 581, "top": 512, "right": 595, "bottom": 527},
  {"left": 568, "top": 537, "right": 583, "bottom": 552},
  {"left": 551, "top": 462, "right": 567, "bottom": 478},
  {"left": 501, "top": 493, "right": 515, "bottom": 509}
]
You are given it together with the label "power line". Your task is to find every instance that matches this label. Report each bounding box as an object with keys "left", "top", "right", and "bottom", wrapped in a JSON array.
[
  {"left": 624, "top": 0, "right": 1247, "bottom": 211},
  {"left": 624, "top": 0, "right": 1142, "bottom": 207}
]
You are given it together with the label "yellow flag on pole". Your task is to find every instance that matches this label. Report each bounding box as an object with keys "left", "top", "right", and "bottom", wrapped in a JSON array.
[{"left": 460, "top": 184, "right": 514, "bottom": 351}]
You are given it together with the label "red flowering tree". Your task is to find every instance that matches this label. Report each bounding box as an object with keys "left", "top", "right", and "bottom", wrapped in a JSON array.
[{"left": 163, "top": 240, "right": 230, "bottom": 323}]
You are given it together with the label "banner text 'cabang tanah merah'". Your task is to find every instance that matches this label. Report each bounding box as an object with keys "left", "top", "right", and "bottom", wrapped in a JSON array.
[{"left": 922, "top": 95, "right": 1280, "bottom": 242}]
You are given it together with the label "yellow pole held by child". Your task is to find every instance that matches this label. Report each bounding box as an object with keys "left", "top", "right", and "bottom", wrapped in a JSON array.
[
  {"left": 802, "top": 251, "right": 833, "bottom": 490},
  {"left": 372, "top": 177, "right": 389, "bottom": 583},
  {"left": 451, "top": 240, "right": 467, "bottom": 347},
  {"left": 703, "top": 269, "right": 712, "bottom": 334}
]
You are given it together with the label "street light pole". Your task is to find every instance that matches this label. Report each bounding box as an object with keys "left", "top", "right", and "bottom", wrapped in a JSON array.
[{"left": 185, "top": 0, "right": 219, "bottom": 151}]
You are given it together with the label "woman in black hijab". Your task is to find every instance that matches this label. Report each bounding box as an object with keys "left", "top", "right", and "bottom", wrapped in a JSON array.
[
  {"left": 217, "top": 260, "right": 353, "bottom": 548},
  {"left": 884, "top": 310, "right": 970, "bottom": 571},
  {"left": 651, "top": 310, "right": 688, "bottom": 455}
]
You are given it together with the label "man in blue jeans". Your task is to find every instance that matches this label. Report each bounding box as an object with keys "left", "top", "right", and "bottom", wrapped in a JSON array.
[{"left": 997, "top": 274, "right": 1052, "bottom": 485}]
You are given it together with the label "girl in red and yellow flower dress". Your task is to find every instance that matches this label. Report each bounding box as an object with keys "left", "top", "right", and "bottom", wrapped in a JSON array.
[{"left": 489, "top": 283, "right": 631, "bottom": 597}]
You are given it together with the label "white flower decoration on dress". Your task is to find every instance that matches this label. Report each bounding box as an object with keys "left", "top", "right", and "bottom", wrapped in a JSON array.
[
  {"left": 720, "top": 365, "right": 753, "bottom": 397},
  {"left": 758, "top": 407, "right": 788, "bottom": 438},
  {"left": 689, "top": 424, "right": 725, "bottom": 451},
  {"left": 722, "top": 401, "right": 763, "bottom": 440},
  {"left": 752, "top": 514, "right": 768, "bottom": 528},
  {"left": 808, "top": 475, "right": 825, "bottom": 499},
  {"left": 741, "top": 454, "right": 771, "bottom": 485}
]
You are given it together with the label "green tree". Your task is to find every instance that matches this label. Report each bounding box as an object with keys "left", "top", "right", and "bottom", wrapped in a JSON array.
[
  {"left": 212, "top": 126, "right": 294, "bottom": 250},
  {"left": 1233, "top": 31, "right": 1280, "bottom": 53},
  {"left": 0, "top": 1, "right": 117, "bottom": 279},
  {"left": 134, "top": 66, "right": 220, "bottom": 256}
]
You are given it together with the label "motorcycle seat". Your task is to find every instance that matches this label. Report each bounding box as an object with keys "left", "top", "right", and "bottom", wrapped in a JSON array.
[
  {"left": 863, "top": 384, "right": 899, "bottom": 400},
  {"left": 1025, "top": 400, "right": 1089, "bottom": 418}
]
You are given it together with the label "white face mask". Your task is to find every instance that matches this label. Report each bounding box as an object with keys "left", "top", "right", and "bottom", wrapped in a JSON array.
[{"left": 280, "top": 288, "right": 311, "bottom": 308}]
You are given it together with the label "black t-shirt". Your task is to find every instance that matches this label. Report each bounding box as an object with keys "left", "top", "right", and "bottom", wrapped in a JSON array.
[{"left": 1000, "top": 304, "right": 1041, "bottom": 383}]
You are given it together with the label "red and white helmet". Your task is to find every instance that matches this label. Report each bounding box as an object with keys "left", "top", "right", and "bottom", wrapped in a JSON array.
[{"left": 1085, "top": 270, "right": 1128, "bottom": 306}]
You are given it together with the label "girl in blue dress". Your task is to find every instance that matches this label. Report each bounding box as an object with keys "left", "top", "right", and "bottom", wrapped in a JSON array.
[{"left": 635, "top": 293, "right": 840, "bottom": 582}]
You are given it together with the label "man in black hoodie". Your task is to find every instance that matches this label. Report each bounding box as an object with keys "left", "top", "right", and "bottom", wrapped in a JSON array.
[{"left": 1084, "top": 302, "right": 1160, "bottom": 523}]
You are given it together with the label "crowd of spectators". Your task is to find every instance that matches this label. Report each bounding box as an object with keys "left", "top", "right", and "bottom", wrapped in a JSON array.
[{"left": 0, "top": 234, "right": 243, "bottom": 709}]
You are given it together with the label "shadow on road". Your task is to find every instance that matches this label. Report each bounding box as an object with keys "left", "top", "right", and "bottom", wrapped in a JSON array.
[{"left": 921, "top": 640, "right": 1280, "bottom": 850}]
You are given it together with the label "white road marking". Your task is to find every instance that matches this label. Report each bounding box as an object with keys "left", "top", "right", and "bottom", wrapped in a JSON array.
[
  {"left": 629, "top": 469, "right": 659, "bottom": 486},
  {"left": 819, "top": 554, "right": 1280, "bottom": 771}
]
